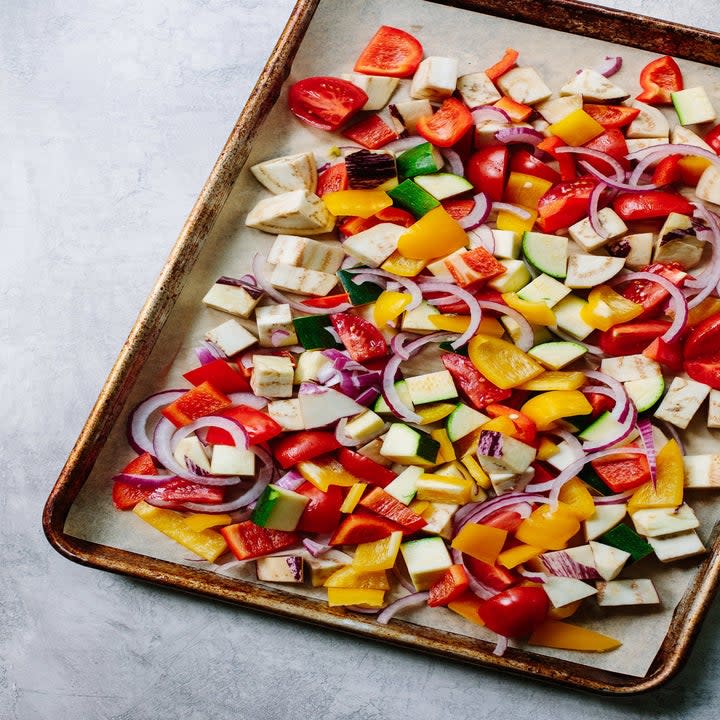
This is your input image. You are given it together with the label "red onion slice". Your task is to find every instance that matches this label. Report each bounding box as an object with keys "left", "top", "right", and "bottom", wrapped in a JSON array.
[
  {"left": 594, "top": 55, "right": 623, "bottom": 77},
  {"left": 493, "top": 635, "right": 509, "bottom": 657},
  {"left": 491, "top": 202, "right": 532, "bottom": 220},
  {"left": 420, "top": 281, "right": 482, "bottom": 348},
  {"left": 376, "top": 592, "right": 430, "bottom": 625},
  {"left": 554, "top": 146, "right": 625, "bottom": 181},
  {"left": 384, "top": 136, "right": 428, "bottom": 155},
  {"left": 686, "top": 205, "right": 720, "bottom": 308},
  {"left": 626, "top": 143, "right": 720, "bottom": 186},
  {"left": 127, "top": 389, "right": 187, "bottom": 456},
  {"left": 334, "top": 417, "right": 363, "bottom": 447},
  {"left": 441, "top": 147, "right": 464, "bottom": 175},
  {"left": 453, "top": 494, "right": 550, "bottom": 533},
  {"left": 593, "top": 489, "right": 636, "bottom": 505},
  {"left": 477, "top": 300, "right": 534, "bottom": 351},
  {"left": 584, "top": 370, "right": 631, "bottom": 422},
  {"left": 588, "top": 181, "right": 608, "bottom": 237},
  {"left": 346, "top": 267, "right": 423, "bottom": 311},
  {"left": 638, "top": 417, "right": 658, "bottom": 487},
  {"left": 471, "top": 105, "right": 511, "bottom": 124},
  {"left": 390, "top": 332, "right": 417, "bottom": 361},
  {"left": 580, "top": 161, "right": 659, "bottom": 191},
  {"left": 495, "top": 127, "right": 545, "bottom": 146},
  {"left": 112, "top": 472, "right": 175, "bottom": 488},
  {"left": 392, "top": 566, "right": 416, "bottom": 594},
  {"left": 228, "top": 392, "right": 268, "bottom": 410},
  {"left": 468, "top": 224, "right": 495, "bottom": 253},
  {"left": 459, "top": 192, "right": 491, "bottom": 230},
  {"left": 303, "top": 537, "right": 332, "bottom": 557}
]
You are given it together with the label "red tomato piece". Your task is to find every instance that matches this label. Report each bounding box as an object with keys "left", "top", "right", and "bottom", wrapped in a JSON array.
[
  {"left": 613, "top": 191, "right": 694, "bottom": 221},
  {"left": 620, "top": 262, "right": 687, "bottom": 318},
  {"left": 353, "top": 26, "right": 423, "bottom": 78},
  {"left": 510, "top": 149, "right": 560, "bottom": 184},
  {"left": 598, "top": 321, "right": 671, "bottom": 356},
  {"left": 428, "top": 565, "right": 470, "bottom": 607},
  {"left": 685, "top": 360, "right": 720, "bottom": 389},
  {"left": 441, "top": 353, "right": 512, "bottom": 410},
  {"left": 636, "top": 55, "right": 683, "bottom": 105},
  {"left": 582, "top": 129, "right": 629, "bottom": 176},
  {"left": 358, "top": 487, "right": 427, "bottom": 532},
  {"left": 221, "top": 521, "right": 298, "bottom": 561},
  {"left": 537, "top": 178, "right": 598, "bottom": 232},
  {"left": 464, "top": 556, "right": 520, "bottom": 591},
  {"left": 329, "top": 511, "right": 403, "bottom": 545},
  {"left": 112, "top": 452, "right": 157, "bottom": 510},
  {"left": 481, "top": 509, "right": 526, "bottom": 533},
  {"left": 273, "top": 431, "right": 342, "bottom": 469},
  {"left": 161, "top": 382, "right": 232, "bottom": 428},
  {"left": 295, "top": 482, "right": 344, "bottom": 534},
  {"left": 205, "top": 405, "right": 283, "bottom": 447},
  {"left": 591, "top": 447, "right": 651, "bottom": 492},
  {"left": 316, "top": 162, "right": 348, "bottom": 196},
  {"left": 684, "top": 313, "right": 720, "bottom": 389},
  {"left": 583, "top": 104, "right": 640, "bottom": 129},
  {"left": 465, "top": 146, "right": 509, "bottom": 203},
  {"left": 330, "top": 312, "right": 388, "bottom": 362},
  {"left": 145, "top": 479, "right": 225, "bottom": 507},
  {"left": 456, "top": 247, "right": 507, "bottom": 285},
  {"left": 441, "top": 197, "right": 476, "bottom": 221},
  {"left": 478, "top": 586, "right": 550, "bottom": 638},
  {"left": 705, "top": 124, "right": 720, "bottom": 155},
  {"left": 416, "top": 98, "right": 474, "bottom": 148},
  {"left": 337, "top": 448, "right": 397, "bottom": 487},
  {"left": 485, "top": 404, "right": 537, "bottom": 445},
  {"left": 342, "top": 114, "right": 398, "bottom": 149},
  {"left": 182, "top": 359, "right": 250, "bottom": 394},
  {"left": 485, "top": 48, "right": 519, "bottom": 81},
  {"left": 288, "top": 76, "right": 367, "bottom": 131},
  {"left": 644, "top": 336, "right": 685, "bottom": 373}
]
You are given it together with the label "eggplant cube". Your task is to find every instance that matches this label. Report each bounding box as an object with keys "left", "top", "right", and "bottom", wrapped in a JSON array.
[
  {"left": 256, "top": 556, "right": 305, "bottom": 583},
  {"left": 476, "top": 431, "right": 536, "bottom": 474}
]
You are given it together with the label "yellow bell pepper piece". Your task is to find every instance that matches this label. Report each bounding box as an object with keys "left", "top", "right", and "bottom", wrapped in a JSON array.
[
  {"left": 496, "top": 206, "right": 537, "bottom": 234},
  {"left": 515, "top": 503, "right": 581, "bottom": 550},
  {"left": 448, "top": 593, "right": 486, "bottom": 626},
  {"left": 397, "top": 206, "right": 468, "bottom": 260},
  {"left": 548, "top": 108, "right": 604, "bottom": 146},
  {"left": 183, "top": 512, "right": 233, "bottom": 532},
  {"left": 688, "top": 297, "right": 720, "bottom": 326},
  {"left": 340, "top": 482, "right": 367, "bottom": 513},
  {"left": 322, "top": 189, "right": 392, "bottom": 218},
  {"left": 502, "top": 292, "right": 556, "bottom": 325},
  {"left": 430, "top": 428, "right": 456, "bottom": 462},
  {"left": 324, "top": 566, "right": 390, "bottom": 590},
  {"left": 374, "top": 290, "right": 412, "bottom": 327},
  {"left": 352, "top": 530, "right": 403, "bottom": 571},
  {"left": 548, "top": 599, "right": 583, "bottom": 620},
  {"left": 381, "top": 251, "right": 427, "bottom": 277},
  {"left": 557, "top": 477, "right": 596, "bottom": 520},
  {"left": 327, "top": 588, "right": 386, "bottom": 607},
  {"left": 460, "top": 455, "right": 492, "bottom": 489},
  {"left": 678, "top": 156, "right": 712, "bottom": 184},
  {"left": 503, "top": 172, "right": 553, "bottom": 210},
  {"left": 297, "top": 457, "right": 360, "bottom": 491},
  {"left": 468, "top": 334, "right": 544, "bottom": 389},
  {"left": 628, "top": 439, "right": 684, "bottom": 514},
  {"left": 521, "top": 390, "right": 592, "bottom": 431},
  {"left": 133, "top": 502, "right": 227, "bottom": 562},
  {"left": 537, "top": 437, "right": 560, "bottom": 461},
  {"left": 409, "top": 499, "right": 431, "bottom": 516},
  {"left": 497, "top": 543, "right": 543, "bottom": 569},
  {"left": 519, "top": 371, "right": 586, "bottom": 391},
  {"left": 528, "top": 620, "right": 622, "bottom": 652},
  {"left": 416, "top": 402, "right": 457, "bottom": 425},
  {"left": 451, "top": 523, "right": 507, "bottom": 563},
  {"left": 429, "top": 314, "right": 505, "bottom": 336},
  {"left": 480, "top": 415, "right": 517, "bottom": 436},
  {"left": 416, "top": 474, "right": 474, "bottom": 504},
  {"left": 580, "top": 286, "right": 644, "bottom": 331}
]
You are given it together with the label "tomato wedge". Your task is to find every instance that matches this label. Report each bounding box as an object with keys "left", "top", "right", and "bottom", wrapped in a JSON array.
[
  {"left": 599, "top": 321, "right": 670, "bottom": 356},
  {"left": 465, "top": 146, "right": 509, "bottom": 203},
  {"left": 295, "top": 482, "right": 344, "bottom": 534},
  {"left": 478, "top": 586, "right": 550, "bottom": 638},
  {"left": 288, "top": 76, "right": 368, "bottom": 131},
  {"left": 316, "top": 162, "right": 348, "bottom": 196},
  {"left": 416, "top": 97, "right": 474, "bottom": 148},
  {"left": 509, "top": 149, "right": 560, "bottom": 184},
  {"left": 536, "top": 178, "right": 597, "bottom": 232},
  {"left": 583, "top": 104, "right": 640, "bottom": 129},
  {"left": 353, "top": 25, "right": 423, "bottom": 78},
  {"left": 636, "top": 55, "right": 683, "bottom": 105},
  {"left": 613, "top": 191, "right": 694, "bottom": 221},
  {"left": 684, "top": 313, "right": 720, "bottom": 389},
  {"left": 620, "top": 262, "right": 687, "bottom": 319},
  {"left": 441, "top": 353, "right": 511, "bottom": 410},
  {"left": 330, "top": 312, "right": 388, "bottom": 362}
]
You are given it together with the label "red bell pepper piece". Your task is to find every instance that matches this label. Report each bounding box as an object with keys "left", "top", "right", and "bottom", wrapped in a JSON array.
[
  {"left": 416, "top": 97, "right": 474, "bottom": 148},
  {"left": 329, "top": 511, "right": 404, "bottom": 545},
  {"left": 441, "top": 353, "right": 512, "bottom": 410},
  {"left": 342, "top": 114, "right": 398, "bottom": 149},
  {"left": 585, "top": 392, "right": 616, "bottom": 418},
  {"left": 454, "top": 247, "right": 507, "bottom": 285},
  {"left": 636, "top": 55, "right": 683, "bottom": 105},
  {"left": 273, "top": 431, "right": 342, "bottom": 469},
  {"left": 316, "top": 162, "right": 348, "bottom": 197},
  {"left": 582, "top": 129, "right": 629, "bottom": 176},
  {"left": 485, "top": 403, "right": 537, "bottom": 445},
  {"left": 613, "top": 191, "right": 694, "bottom": 221},
  {"left": 161, "top": 381, "right": 232, "bottom": 428},
  {"left": 705, "top": 124, "right": 720, "bottom": 155},
  {"left": 302, "top": 292, "right": 351, "bottom": 308},
  {"left": 510, "top": 149, "right": 560, "bottom": 184},
  {"left": 428, "top": 564, "right": 470, "bottom": 607},
  {"left": 591, "top": 446, "right": 651, "bottom": 492},
  {"left": 620, "top": 262, "right": 687, "bottom": 319},
  {"left": 481, "top": 508, "right": 526, "bottom": 533},
  {"left": 652, "top": 154, "right": 682, "bottom": 186},
  {"left": 205, "top": 405, "right": 283, "bottom": 446},
  {"left": 295, "top": 482, "right": 344, "bottom": 534},
  {"left": 145, "top": 479, "right": 225, "bottom": 508},
  {"left": 374, "top": 207, "right": 416, "bottom": 226},
  {"left": 644, "top": 336, "right": 685, "bottom": 373},
  {"left": 465, "top": 146, "right": 509, "bottom": 203},
  {"left": 423, "top": 287, "right": 504, "bottom": 315},
  {"left": 536, "top": 137, "right": 577, "bottom": 181},
  {"left": 494, "top": 96, "right": 533, "bottom": 123},
  {"left": 582, "top": 104, "right": 640, "bottom": 129},
  {"left": 353, "top": 26, "right": 423, "bottom": 78},
  {"left": 330, "top": 312, "right": 388, "bottom": 362},
  {"left": 598, "top": 320, "right": 670, "bottom": 356},
  {"left": 221, "top": 521, "right": 298, "bottom": 561},
  {"left": 183, "top": 359, "right": 251, "bottom": 394},
  {"left": 683, "top": 313, "right": 720, "bottom": 389},
  {"left": 463, "top": 556, "right": 519, "bottom": 591},
  {"left": 337, "top": 448, "right": 397, "bottom": 487},
  {"left": 485, "top": 48, "right": 519, "bottom": 81},
  {"left": 537, "top": 178, "right": 598, "bottom": 232},
  {"left": 112, "top": 452, "right": 157, "bottom": 510},
  {"left": 358, "top": 487, "right": 427, "bottom": 532}
]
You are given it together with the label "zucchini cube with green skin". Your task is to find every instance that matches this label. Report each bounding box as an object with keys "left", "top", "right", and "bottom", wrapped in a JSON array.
[
  {"left": 517, "top": 273, "right": 571, "bottom": 307},
  {"left": 388, "top": 180, "right": 440, "bottom": 218},
  {"left": 395, "top": 141, "right": 443, "bottom": 177},
  {"left": 342, "top": 223, "right": 406, "bottom": 267},
  {"left": 405, "top": 370, "right": 458, "bottom": 405},
  {"left": 256, "top": 304, "right": 298, "bottom": 348},
  {"left": 293, "top": 315, "right": 343, "bottom": 351},
  {"left": 380, "top": 424, "right": 440, "bottom": 466},
  {"left": 414, "top": 173, "right": 473, "bottom": 201},
  {"left": 672, "top": 86, "right": 717, "bottom": 125},
  {"left": 251, "top": 484, "right": 309, "bottom": 531},
  {"left": 501, "top": 317, "right": 552, "bottom": 346},
  {"left": 522, "top": 232, "right": 568, "bottom": 278},
  {"left": 551, "top": 294, "right": 595, "bottom": 341},
  {"left": 374, "top": 380, "right": 414, "bottom": 415},
  {"left": 568, "top": 209, "right": 627, "bottom": 253},
  {"left": 336, "top": 269, "right": 384, "bottom": 306},
  {"left": 654, "top": 213, "right": 704, "bottom": 269},
  {"left": 446, "top": 403, "right": 489, "bottom": 442},
  {"left": 343, "top": 409, "right": 385, "bottom": 443},
  {"left": 400, "top": 536, "right": 453, "bottom": 590},
  {"left": 529, "top": 341, "right": 587, "bottom": 370},
  {"left": 385, "top": 465, "right": 424, "bottom": 505},
  {"left": 487, "top": 259, "right": 531, "bottom": 293},
  {"left": 401, "top": 301, "right": 441, "bottom": 334},
  {"left": 476, "top": 430, "right": 537, "bottom": 474}
]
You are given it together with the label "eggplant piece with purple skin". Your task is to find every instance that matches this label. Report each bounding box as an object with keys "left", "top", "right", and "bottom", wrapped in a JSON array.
[
  {"left": 476, "top": 430, "right": 537, "bottom": 474},
  {"left": 256, "top": 555, "right": 305, "bottom": 583}
]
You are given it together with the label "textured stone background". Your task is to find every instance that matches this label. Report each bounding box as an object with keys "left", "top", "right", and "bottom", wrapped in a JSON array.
[{"left": 3, "top": 1, "right": 720, "bottom": 718}]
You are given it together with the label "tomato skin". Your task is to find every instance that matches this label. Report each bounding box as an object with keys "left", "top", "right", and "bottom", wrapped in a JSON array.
[
  {"left": 613, "top": 191, "right": 694, "bottom": 221},
  {"left": 442, "top": 197, "right": 476, "bottom": 220},
  {"left": 337, "top": 448, "right": 397, "bottom": 487},
  {"left": 441, "top": 353, "right": 512, "bottom": 410},
  {"left": 316, "top": 163, "right": 348, "bottom": 196},
  {"left": 478, "top": 586, "right": 550, "bottom": 638},
  {"left": 684, "top": 313, "right": 720, "bottom": 389},
  {"left": 537, "top": 178, "right": 597, "bottom": 232},
  {"left": 295, "top": 482, "right": 344, "bottom": 534},
  {"left": 330, "top": 312, "right": 388, "bottom": 362},
  {"left": 288, "top": 77, "right": 368, "bottom": 131},
  {"left": 685, "top": 360, "right": 720, "bottom": 389},
  {"left": 353, "top": 26, "right": 423, "bottom": 78},
  {"left": 583, "top": 104, "right": 640, "bottom": 129},
  {"left": 464, "top": 556, "right": 519, "bottom": 591},
  {"left": 416, "top": 98, "right": 474, "bottom": 148},
  {"left": 620, "top": 262, "right": 687, "bottom": 319},
  {"left": 636, "top": 55, "right": 683, "bottom": 105},
  {"left": 705, "top": 124, "right": 720, "bottom": 154},
  {"left": 510, "top": 150, "right": 560, "bottom": 184},
  {"left": 205, "top": 405, "right": 283, "bottom": 446},
  {"left": 273, "top": 432, "right": 341, "bottom": 469},
  {"left": 465, "top": 146, "right": 509, "bottom": 203},
  {"left": 598, "top": 321, "right": 670, "bottom": 356}
]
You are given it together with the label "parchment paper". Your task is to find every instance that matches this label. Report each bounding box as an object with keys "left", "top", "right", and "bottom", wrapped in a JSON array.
[{"left": 65, "top": 0, "right": 720, "bottom": 678}]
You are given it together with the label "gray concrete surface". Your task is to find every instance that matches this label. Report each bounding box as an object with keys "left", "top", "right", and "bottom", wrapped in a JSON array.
[{"left": 3, "top": 1, "right": 720, "bottom": 718}]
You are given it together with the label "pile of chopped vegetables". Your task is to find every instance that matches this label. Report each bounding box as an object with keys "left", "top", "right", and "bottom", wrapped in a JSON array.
[{"left": 114, "top": 26, "right": 720, "bottom": 656}]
